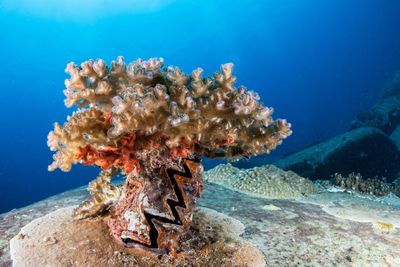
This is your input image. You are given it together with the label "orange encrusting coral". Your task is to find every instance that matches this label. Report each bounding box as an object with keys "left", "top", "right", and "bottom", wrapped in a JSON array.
[
  {"left": 77, "top": 133, "right": 139, "bottom": 175},
  {"left": 104, "top": 112, "right": 112, "bottom": 128},
  {"left": 169, "top": 138, "right": 195, "bottom": 159},
  {"left": 76, "top": 132, "right": 199, "bottom": 174}
]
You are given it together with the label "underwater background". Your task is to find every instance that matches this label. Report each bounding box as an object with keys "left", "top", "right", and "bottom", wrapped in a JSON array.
[{"left": 1, "top": 0, "right": 400, "bottom": 213}]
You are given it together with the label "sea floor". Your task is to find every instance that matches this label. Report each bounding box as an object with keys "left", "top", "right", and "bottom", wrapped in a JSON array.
[{"left": 1, "top": 181, "right": 400, "bottom": 266}]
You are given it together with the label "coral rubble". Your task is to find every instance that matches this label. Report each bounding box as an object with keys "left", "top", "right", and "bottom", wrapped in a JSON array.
[
  {"left": 47, "top": 56, "right": 291, "bottom": 255},
  {"left": 204, "top": 163, "right": 317, "bottom": 199}
]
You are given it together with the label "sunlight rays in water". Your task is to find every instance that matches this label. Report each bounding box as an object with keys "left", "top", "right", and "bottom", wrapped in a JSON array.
[{"left": 1, "top": 0, "right": 175, "bottom": 21}]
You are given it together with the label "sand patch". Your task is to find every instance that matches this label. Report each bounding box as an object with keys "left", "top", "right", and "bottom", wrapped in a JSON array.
[{"left": 10, "top": 206, "right": 264, "bottom": 267}]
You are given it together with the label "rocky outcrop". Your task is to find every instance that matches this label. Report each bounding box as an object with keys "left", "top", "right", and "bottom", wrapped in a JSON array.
[
  {"left": 390, "top": 125, "right": 400, "bottom": 150},
  {"left": 351, "top": 96, "right": 400, "bottom": 134},
  {"left": 380, "top": 70, "right": 400, "bottom": 99},
  {"left": 351, "top": 71, "right": 400, "bottom": 135},
  {"left": 274, "top": 127, "right": 400, "bottom": 182}
]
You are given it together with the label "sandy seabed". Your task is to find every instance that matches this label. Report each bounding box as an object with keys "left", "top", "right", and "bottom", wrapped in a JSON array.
[{"left": 1, "top": 181, "right": 400, "bottom": 266}]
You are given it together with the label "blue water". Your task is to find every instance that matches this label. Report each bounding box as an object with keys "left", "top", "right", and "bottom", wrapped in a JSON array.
[{"left": 1, "top": 0, "right": 400, "bottom": 213}]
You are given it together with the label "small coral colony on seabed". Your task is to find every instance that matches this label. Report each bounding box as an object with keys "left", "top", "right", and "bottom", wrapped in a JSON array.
[{"left": 47, "top": 56, "right": 291, "bottom": 255}]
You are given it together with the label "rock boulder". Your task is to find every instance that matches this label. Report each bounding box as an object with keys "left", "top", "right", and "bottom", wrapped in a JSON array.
[
  {"left": 351, "top": 96, "right": 400, "bottom": 134},
  {"left": 274, "top": 127, "right": 400, "bottom": 182}
]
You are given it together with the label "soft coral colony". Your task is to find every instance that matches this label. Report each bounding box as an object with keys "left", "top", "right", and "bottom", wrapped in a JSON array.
[{"left": 47, "top": 56, "right": 292, "bottom": 256}]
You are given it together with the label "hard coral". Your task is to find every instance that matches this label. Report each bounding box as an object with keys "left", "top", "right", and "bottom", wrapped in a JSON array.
[
  {"left": 73, "top": 169, "right": 122, "bottom": 220},
  {"left": 49, "top": 56, "right": 291, "bottom": 172},
  {"left": 204, "top": 164, "right": 318, "bottom": 199},
  {"left": 48, "top": 56, "right": 291, "bottom": 255},
  {"left": 332, "top": 173, "right": 400, "bottom": 197}
]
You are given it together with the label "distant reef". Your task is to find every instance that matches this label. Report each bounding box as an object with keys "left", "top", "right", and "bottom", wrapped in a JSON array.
[{"left": 275, "top": 71, "right": 400, "bottom": 182}]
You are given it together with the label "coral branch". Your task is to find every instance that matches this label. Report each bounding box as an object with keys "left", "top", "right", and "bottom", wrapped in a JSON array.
[
  {"left": 49, "top": 56, "right": 291, "bottom": 173},
  {"left": 73, "top": 169, "right": 122, "bottom": 219}
]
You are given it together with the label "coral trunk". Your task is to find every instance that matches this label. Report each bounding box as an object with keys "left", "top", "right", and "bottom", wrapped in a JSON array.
[{"left": 107, "top": 157, "right": 203, "bottom": 254}]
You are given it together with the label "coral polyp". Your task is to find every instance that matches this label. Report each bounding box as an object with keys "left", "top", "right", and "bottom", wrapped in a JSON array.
[{"left": 47, "top": 56, "right": 291, "bottom": 255}]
